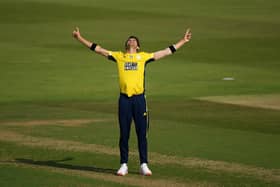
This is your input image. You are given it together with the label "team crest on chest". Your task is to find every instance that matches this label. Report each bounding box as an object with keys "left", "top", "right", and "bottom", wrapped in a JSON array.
[{"left": 136, "top": 55, "right": 141, "bottom": 60}]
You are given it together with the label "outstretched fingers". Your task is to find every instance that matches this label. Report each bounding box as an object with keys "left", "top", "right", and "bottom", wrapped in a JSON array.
[
  {"left": 185, "top": 28, "right": 192, "bottom": 42},
  {"left": 72, "top": 27, "right": 80, "bottom": 38},
  {"left": 75, "top": 27, "right": 80, "bottom": 33}
]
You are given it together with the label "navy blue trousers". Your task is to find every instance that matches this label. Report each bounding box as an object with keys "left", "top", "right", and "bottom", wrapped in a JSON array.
[{"left": 118, "top": 93, "right": 148, "bottom": 164}]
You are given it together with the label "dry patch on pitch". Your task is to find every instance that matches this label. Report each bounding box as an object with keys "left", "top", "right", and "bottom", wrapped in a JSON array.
[
  {"left": 0, "top": 130, "right": 119, "bottom": 156},
  {"left": 0, "top": 119, "right": 109, "bottom": 127},
  {"left": 197, "top": 94, "right": 280, "bottom": 110},
  {"left": 0, "top": 130, "right": 279, "bottom": 183}
]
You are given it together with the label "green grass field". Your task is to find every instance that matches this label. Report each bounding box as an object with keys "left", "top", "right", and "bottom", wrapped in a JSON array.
[{"left": 1, "top": 0, "right": 280, "bottom": 186}]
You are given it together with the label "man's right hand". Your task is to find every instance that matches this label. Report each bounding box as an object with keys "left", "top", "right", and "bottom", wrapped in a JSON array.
[
  {"left": 72, "top": 27, "right": 81, "bottom": 39},
  {"left": 71, "top": 27, "right": 110, "bottom": 57}
]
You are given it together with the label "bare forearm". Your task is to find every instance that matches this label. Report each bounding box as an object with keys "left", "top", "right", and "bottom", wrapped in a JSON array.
[
  {"left": 154, "top": 39, "right": 188, "bottom": 60},
  {"left": 76, "top": 35, "right": 92, "bottom": 48},
  {"left": 174, "top": 38, "right": 188, "bottom": 50},
  {"left": 73, "top": 33, "right": 109, "bottom": 57},
  {"left": 154, "top": 29, "right": 191, "bottom": 61}
]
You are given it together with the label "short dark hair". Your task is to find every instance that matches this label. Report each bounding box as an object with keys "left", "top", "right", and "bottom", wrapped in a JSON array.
[{"left": 125, "top": 36, "right": 140, "bottom": 51}]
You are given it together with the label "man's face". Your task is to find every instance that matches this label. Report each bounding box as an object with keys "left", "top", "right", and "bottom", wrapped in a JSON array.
[{"left": 126, "top": 38, "right": 139, "bottom": 50}]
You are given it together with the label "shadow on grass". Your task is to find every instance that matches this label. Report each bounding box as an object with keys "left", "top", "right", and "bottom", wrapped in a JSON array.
[{"left": 15, "top": 158, "right": 138, "bottom": 175}]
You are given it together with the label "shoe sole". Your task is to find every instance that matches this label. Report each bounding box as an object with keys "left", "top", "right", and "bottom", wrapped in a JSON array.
[
  {"left": 140, "top": 172, "right": 152, "bottom": 176},
  {"left": 144, "top": 173, "right": 152, "bottom": 176},
  {"left": 116, "top": 172, "right": 128, "bottom": 176}
]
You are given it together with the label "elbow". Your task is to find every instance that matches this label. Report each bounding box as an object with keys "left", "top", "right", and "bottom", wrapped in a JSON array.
[
  {"left": 90, "top": 43, "right": 97, "bottom": 50},
  {"left": 154, "top": 49, "right": 172, "bottom": 60}
]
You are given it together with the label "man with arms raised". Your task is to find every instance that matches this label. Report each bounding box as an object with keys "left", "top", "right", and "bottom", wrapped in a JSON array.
[{"left": 72, "top": 28, "right": 191, "bottom": 176}]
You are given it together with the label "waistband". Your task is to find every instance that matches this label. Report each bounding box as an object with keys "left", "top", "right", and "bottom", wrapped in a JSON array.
[{"left": 120, "top": 93, "right": 144, "bottom": 98}]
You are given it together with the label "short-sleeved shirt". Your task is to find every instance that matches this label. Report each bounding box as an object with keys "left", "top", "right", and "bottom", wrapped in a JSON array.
[{"left": 108, "top": 51, "right": 155, "bottom": 97}]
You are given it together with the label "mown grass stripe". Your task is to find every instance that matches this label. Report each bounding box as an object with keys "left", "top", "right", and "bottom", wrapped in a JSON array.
[
  {"left": 0, "top": 161, "right": 212, "bottom": 187},
  {"left": 0, "top": 130, "right": 279, "bottom": 183},
  {"left": 0, "top": 119, "right": 109, "bottom": 127}
]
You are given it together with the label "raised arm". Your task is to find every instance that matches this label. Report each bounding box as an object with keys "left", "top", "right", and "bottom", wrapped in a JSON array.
[
  {"left": 153, "top": 29, "right": 192, "bottom": 60},
  {"left": 72, "top": 27, "right": 110, "bottom": 57}
]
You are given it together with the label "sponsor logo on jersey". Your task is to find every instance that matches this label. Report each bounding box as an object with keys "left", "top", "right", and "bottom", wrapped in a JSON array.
[{"left": 124, "top": 62, "right": 138, "bottom": 70}]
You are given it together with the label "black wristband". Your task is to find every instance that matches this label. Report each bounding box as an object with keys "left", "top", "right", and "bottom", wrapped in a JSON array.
[
  {"left": 90, "top": 43, "right": 97, "bottom": 51},
  {"left": 169, "top": 45, "right": 176, "bottom": 53}
]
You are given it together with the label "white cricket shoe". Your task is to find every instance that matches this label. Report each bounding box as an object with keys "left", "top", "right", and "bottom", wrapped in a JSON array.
[
  {"left": 116, "top": 163, "right": 128, "bottom": 176},
  {"left": 140, "top": 163, "right": 152, "bottom": 176}
]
